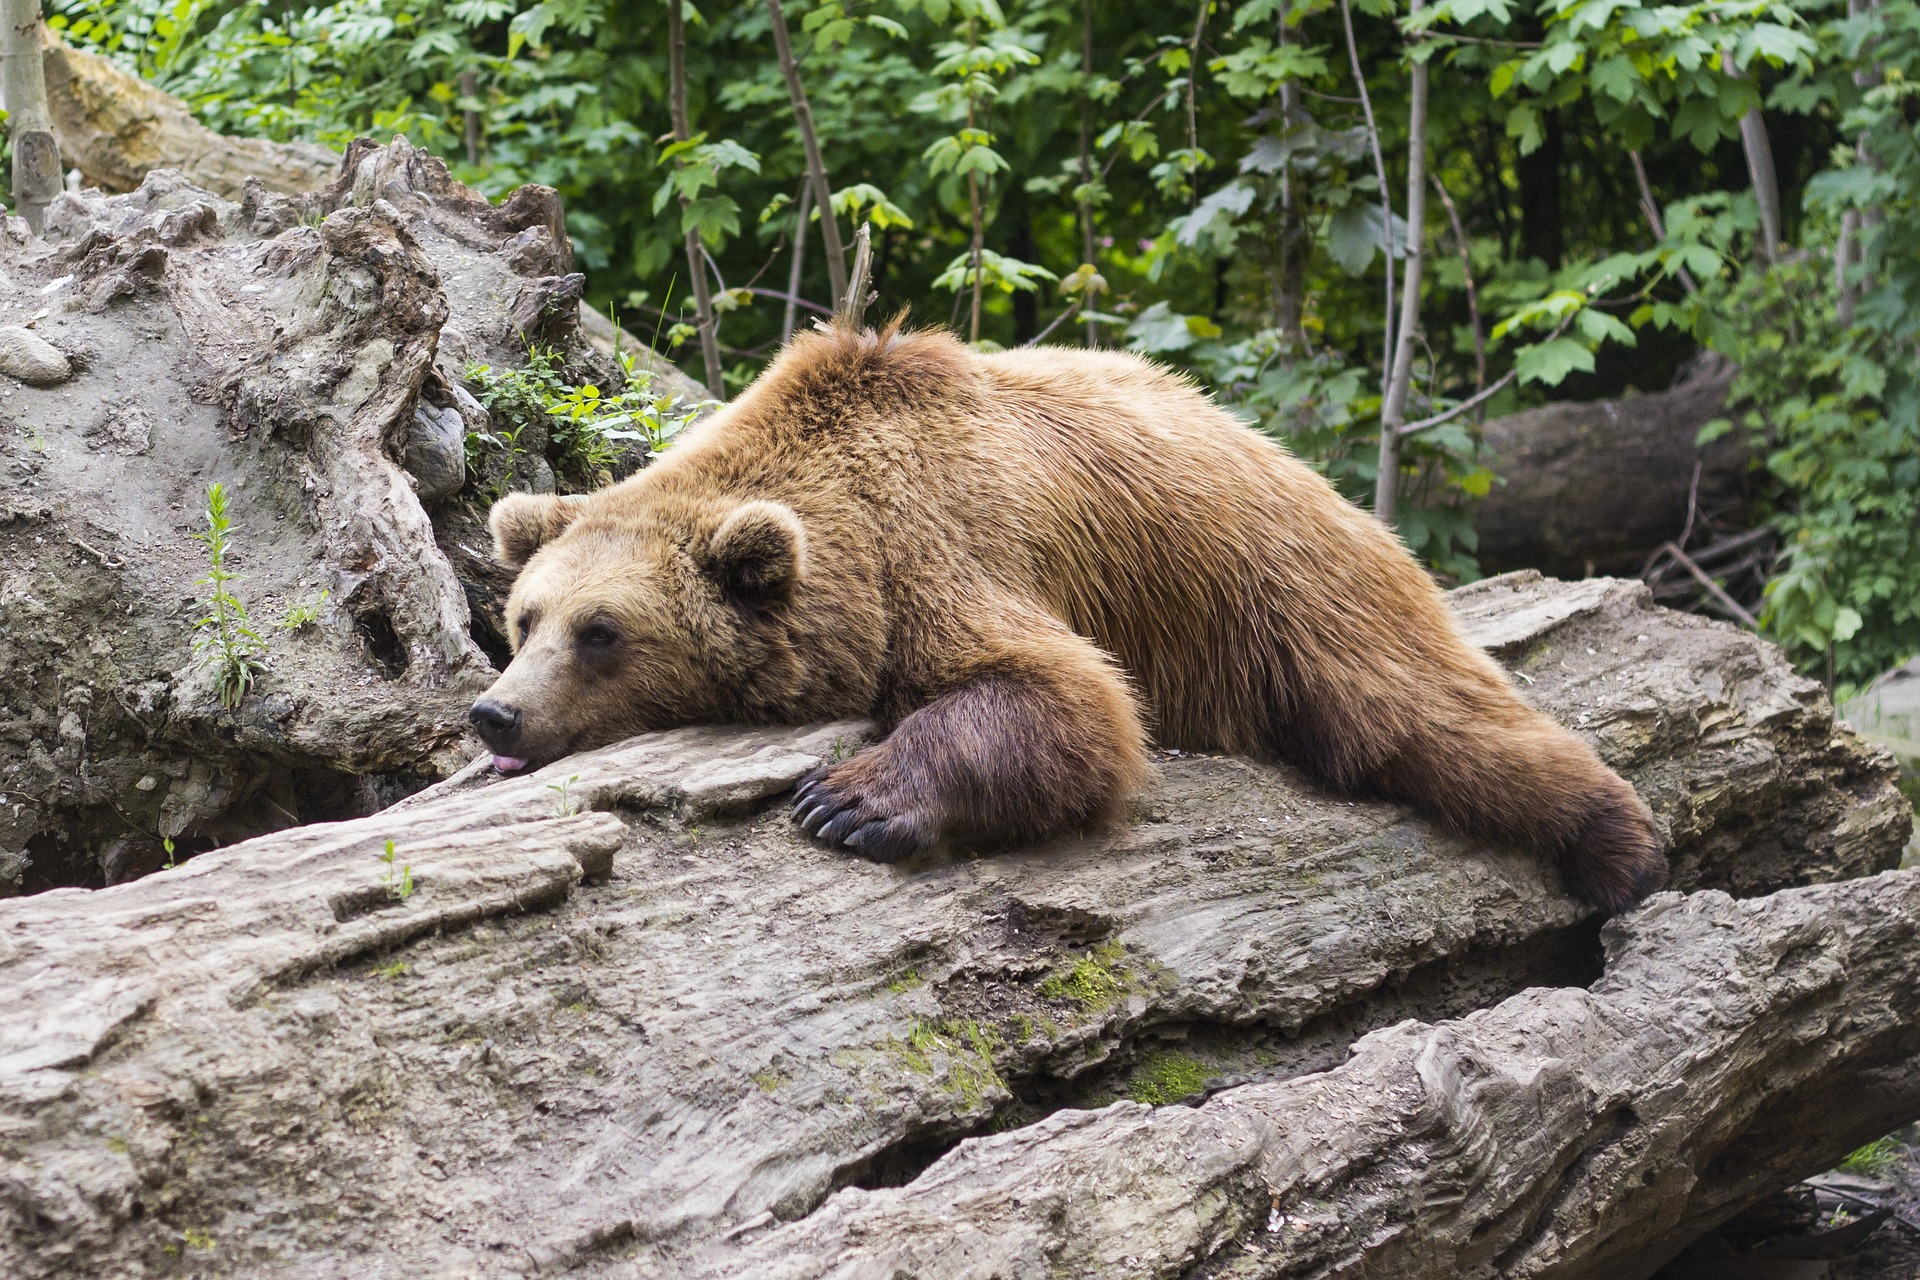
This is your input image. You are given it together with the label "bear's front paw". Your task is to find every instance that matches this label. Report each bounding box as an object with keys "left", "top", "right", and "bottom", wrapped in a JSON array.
[{"left": 792, "top": 764, "right": 934, "bottom": 864}]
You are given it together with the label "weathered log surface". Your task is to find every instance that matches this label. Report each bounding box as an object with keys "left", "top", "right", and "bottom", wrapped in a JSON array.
[
  {"left": 0, "top": 139, "right": 700, "bottom": 894},
  {"left": 0, "top": 574, "right": 1908, "bottom": 1278},
  {"left": 1475, "top": 359, "right": 1746, "bottom": 579},
  {"left": 722, "top": 871, "right": 1920, "bottom": 1280}
]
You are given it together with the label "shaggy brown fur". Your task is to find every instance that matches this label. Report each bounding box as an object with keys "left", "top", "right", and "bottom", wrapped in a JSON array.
[{"left": 474, "top": 321, "right": 1667, "bottom": 912}]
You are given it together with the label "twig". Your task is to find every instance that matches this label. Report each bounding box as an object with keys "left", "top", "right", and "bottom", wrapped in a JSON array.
[
  {"left": 1678, "top": 459, "right": 1703, "bottom": 551},
  {"left": 1813, "top": 1184, "right": 1920, "bottom": 1239},
  {"left": 1431, "top": 170, "right": 1485, "bottom": 402},
  {"left": 1657, "top": 540, "right": 1761, "bottom": 629},
  {"left": 1421, "top": 32, "right": 1542, "bottom": 48},
  {"left": 667, "top": 0, "right": 726, "bottom": 398},
  {"left": 1629, "top": 150, "right": 1698, "bottom": 294},
  {"left": 1395, "top": 311, "right": 1574, "bottom": 438},
  {"left": 1023, "top": 295, "right": 1087, "bottom": 347},
  {"left": 836, "top": 223, "right": 874, "bottom": 329},
  {"left": 70, "top": 537, "right": 125, "bottom": 569},
  {"left": 1186, "top": 0, "right": 1208, "bottom": 207},
  {"left": 747, "top": 286, "right": 832, "bottom": 318},
  {"left": 1375, "top": 0, "right": 1429, "bottom": 523}
]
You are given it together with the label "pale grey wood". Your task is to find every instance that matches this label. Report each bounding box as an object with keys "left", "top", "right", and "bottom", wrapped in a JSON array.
[{"left": 0, "top": 574, "right": 1907, "bottom": 1278}]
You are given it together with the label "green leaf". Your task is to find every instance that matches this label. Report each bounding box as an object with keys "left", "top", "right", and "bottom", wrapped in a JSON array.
[
  {"left": 1514, "top": 337, "right": 1595, "bottom": 386},
  {"left": 1326, "top": 202, "right": 1380, "bottom": 275},
  {"left": 1832, "top": 607, "right": 1863, "bottom": 644}
]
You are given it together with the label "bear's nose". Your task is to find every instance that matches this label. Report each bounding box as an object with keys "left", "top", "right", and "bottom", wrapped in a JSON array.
[{"left": 468, "top": 698, "right": 523, "bottom": 748}]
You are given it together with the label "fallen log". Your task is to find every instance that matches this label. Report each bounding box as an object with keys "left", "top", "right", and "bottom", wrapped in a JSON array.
[
  {"left": 1475, "top": 357, "right": 1748, "bottom": 579},
  {"left": 0, "top": 573, "right": 1908, "bottom": 1277},
  {"left": 720, "top": 870, "right": 1920, "bottom": 1280},
  {"left": 36, "top": 21, "right": 338, "bottom": 198}
]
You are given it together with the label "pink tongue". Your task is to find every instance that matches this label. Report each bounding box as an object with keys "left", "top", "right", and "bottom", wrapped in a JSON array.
[{"left": 493, "top": 755, "right": 529, "bottom": 773}]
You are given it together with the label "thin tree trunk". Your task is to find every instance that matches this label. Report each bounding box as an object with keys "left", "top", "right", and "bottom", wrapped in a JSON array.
[
  {"left": 1430, "top": 171, "right": 1483, "bottom": 403},
  {"left": 966, "top": 16, "right": 984, "bottom": 344},
  {"left": 1186, "top": 0, "right": 1206, "bottom": 186},
  {"left": 667, "top": 0, "right": 725, "bottom": 399},
  {"left": 1078, "top": 0, "right": 1098, "bottom": 347},
  {"left": 1629, "top": 149, "right": 1699, "bottom": 293},
  {"left": 782, "top": 180, "right": 810, "bottom": 344},
  {"left": 1339, "top": 0, "right": 1396, "bottom": 404},
  {"left": 1375, "top": 0, "right": 1427, "bottom": 525},
  {"left": 766, "top": 0, "right": 846, "bottom": 310},
  {"left": 1721, "top": 48, "right": 1782, "bottom": 264},
  {"left": 458, "top": 70, "right": 480, "bottom": 166},
  {"left": 1, "top": 0, "right": 60, "bottom": 233}
]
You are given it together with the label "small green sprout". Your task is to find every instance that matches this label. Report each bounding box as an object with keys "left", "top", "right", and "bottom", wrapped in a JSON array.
[
  {"left": 279, "top": 588, "right": 330, "bottom": 631},
  {"left": 378, "top": 838, "right": 414, "bottom": 901},
  {"left": 548, "top": 774, "right": 582, "bottom": 817}
]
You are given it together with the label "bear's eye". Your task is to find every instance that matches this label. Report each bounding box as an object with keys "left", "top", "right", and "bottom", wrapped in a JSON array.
[
  {"left": 516, "top": 613, "right": 533, "bottom": 644},
  {"left": 578, "top": 622, "right": 619, "bottom": 648}
]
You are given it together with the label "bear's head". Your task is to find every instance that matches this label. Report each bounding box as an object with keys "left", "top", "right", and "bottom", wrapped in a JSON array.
[{"left": 468, "top": 491, "right": 811, "bottom": 772}]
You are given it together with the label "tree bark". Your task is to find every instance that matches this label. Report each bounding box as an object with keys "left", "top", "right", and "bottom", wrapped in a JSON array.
[
  {"left": 1, "top": 0, "right": 60, "bottom": 232},
  {"left": 1722, "top": 49, "right": 1783, "bottom": 262},
  {"left": 718, "top": 868, "right": 1920, "bottom": 1280},
  {"left": 1375, "top": 0, "right": 1427, "bottom": 524},
  {"left": 0, "top": 572, "right": 1909, "bottom": 1276},
  {"left": 765, "top": 0, "right": 846, "bottom": 310},
  {"left": 1078, "top": 0, "right": 1099, "bottom": 347}
]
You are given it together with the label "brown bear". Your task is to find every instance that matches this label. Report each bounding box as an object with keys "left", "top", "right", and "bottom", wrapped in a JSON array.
[{"left": 471, "top": 320, "right": 1666, "bottom": 912}]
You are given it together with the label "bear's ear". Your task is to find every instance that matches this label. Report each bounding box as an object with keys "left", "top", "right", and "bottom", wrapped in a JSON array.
[
  {"left": 490, "top": 493, "right": 586, "bottom": 568},
  {"left": 701, "top": 501, "right": 807, "bottom": 603}
]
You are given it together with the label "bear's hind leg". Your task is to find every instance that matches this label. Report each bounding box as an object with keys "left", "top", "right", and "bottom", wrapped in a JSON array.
[{"left": 794, "top": 618, "right": 1148, "bottom": 862}]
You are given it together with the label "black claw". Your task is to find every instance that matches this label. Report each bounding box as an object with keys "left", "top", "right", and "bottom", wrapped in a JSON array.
[
  {"left": 798, "top": 801, "right": 836, "bottom": 835},
  {"left": 844, "top": 817, "right": 924, "bottom": 864},
  {"left": 793, "top": 776, "right": 822, "bottom": 806},
  {"left": 818, "top": 809, "right": 865, "bottom": 844}
]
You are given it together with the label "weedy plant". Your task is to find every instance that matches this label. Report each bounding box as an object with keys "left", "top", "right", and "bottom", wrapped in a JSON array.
[
  {"left": 465, "top": 343, "right": 707, "bottom": 496},
  {"left": 192, "top": 483, "right": 266, "bottom": 710},
  {"left": 378, "top": 838, "right": 414, "bottom": 902}
]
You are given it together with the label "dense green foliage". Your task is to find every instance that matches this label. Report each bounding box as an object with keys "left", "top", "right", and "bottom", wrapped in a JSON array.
[{"left": 9, "top": 0, "right": 1915, "bottom": 685}]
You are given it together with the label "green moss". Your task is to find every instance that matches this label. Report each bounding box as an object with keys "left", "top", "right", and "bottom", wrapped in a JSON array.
[
  {"left": 884, "top": 968, "right": 923, "bottom": 994},
  {"left": 1038, "top": 942, "right": 1130, "bottom": 1010},
  {"left": 884, "top": 1018, "right": 1005, "bottom": 1108},
  {"left": 751, "top": 1067, "right": 787, "bottom": 1093},
  {"left": 1126, "top": 1050, "right": 1211, "bottom": 1106},
  {"left": 182, "top": 1228, "right": 216, "bottom": 1252},
  {"left": 371, "top": 958, "right": 408, "bottom": 980}
]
